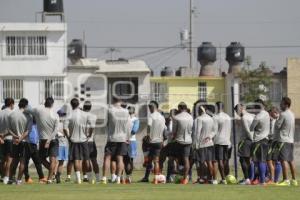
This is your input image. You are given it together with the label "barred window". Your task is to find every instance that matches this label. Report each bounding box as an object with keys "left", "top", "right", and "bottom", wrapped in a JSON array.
[
  {"left": 151, "top": 82, "right": 167, "bottom": 103},
  {"left": 2, "top": 79, "right": 23, "bottom": 100},
  {"left": 198, "top": 82, "right": 207, "bottom": 102},
  {"left": 44, "top": 78, "right": 64, "bottom": 100},
  {"left": 6, "top": 36, "right": 47, "bottom": 57}
]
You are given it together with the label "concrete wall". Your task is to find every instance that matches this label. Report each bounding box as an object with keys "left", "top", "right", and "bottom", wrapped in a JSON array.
[
  {"left": 287, "top": 58, "right": 300, "bottom": 118},
  {"left": 0, "top": 23, "right": 67, "bottom": 76},
  {"left": 150, "top": 77, "right": 226, "bottom": 113}
]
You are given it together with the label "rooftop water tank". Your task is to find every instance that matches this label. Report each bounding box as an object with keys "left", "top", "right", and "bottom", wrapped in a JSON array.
[
  {"left": 197, "top": 42, "right": 217, "bottom": 76},
  {"left": 44, "top": 0, "right": 64, "bottom": 13},
  {"left": 161, "top": 67, "right": 175, "bottom": 77},
  {"left": 226, "top": 42, "right": 245, "bottom": 75},
  {"left": 68, "top": 39, "right": 83, "bottom": 61}
]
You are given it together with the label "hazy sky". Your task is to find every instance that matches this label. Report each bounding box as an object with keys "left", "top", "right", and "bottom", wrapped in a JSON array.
[{"left": 1, "top": 0, "right": 300, "bottom": 74}]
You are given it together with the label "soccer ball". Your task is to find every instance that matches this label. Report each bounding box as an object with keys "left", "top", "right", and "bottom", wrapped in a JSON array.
[
  {"left": 226, "top": 175, "right": 237, "bottom": 184},
  {"left": 157, "top": 174, "right": 166, "bottom": 184}
]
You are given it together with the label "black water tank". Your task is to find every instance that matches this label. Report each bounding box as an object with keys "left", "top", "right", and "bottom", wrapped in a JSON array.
[
  {"left": 197, "top": 42, "right": 217, "bottom": 63},
  {"left": 226, "top": 42, "right": 245, "bottom": 63},
  {"left": 68, "top": 39, "right": 83, "bottom": 60},
  {"left": 161, "top": 67, "right": 175, "bottom": 77},
  {"left": 44, "top": 0, "right": 64, "bottom": 12}
]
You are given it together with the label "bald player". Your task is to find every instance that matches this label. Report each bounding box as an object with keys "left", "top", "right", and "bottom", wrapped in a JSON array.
[
  {"left": 213, "top": 102, "right": 232, "bottom": 184},
  {"left": 172, "top": 102, "right": 193, "bottom": 184}
]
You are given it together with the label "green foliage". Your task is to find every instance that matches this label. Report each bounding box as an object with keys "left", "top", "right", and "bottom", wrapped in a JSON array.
[{"left": 239, "top": 61, "right": 272, "bottom": 109}]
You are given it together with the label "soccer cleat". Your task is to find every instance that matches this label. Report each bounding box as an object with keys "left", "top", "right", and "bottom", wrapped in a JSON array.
[
  {"left": 291, "top": 180, "right": 298, "bottom": 186},
  {"left": 220, "top": 180, "right": 227, "bottom": 185},
  {"left": 239, "top": 179, "right": 251, "bottom": 185},
  {"left": 25, "top": 178, "right": 34, "bottom": 184},
  {"left": 16, "top": 180, "right": 22, "bottom": 185},
  {"left": 180, "top": 178, "right": 189, "bottom": 185},
  {"left": 138, "top": 178, "right": 149, "bottom": 183},
  {"left": 126, "top": 177, "right": 132, "bottom": 184},
  {"left": 65, "top": 177, "right": 71, "bottom": 183},
  {"left": 83, "top": 178, "right": 89, "bottom": 183},
  {"left": 47, "top": 180, "right": 53, "bottom": 184},
  {"left": 277, "top": 180, "right": 290, "bottom": 186},
  {"left": 100, "top": 178, "right": 107, "bottom": 184},
  {"left": 75, "top": 179, "right": 82, "bottom": 184},
  {"left": 251, "top": 179, "right": 260, "bottom": 185},
  {"left": 211, "top": 180, "right": 218, "bottom": 185},
  {"left": 39, "top": 178, "right": 47, "bottom": 184},
  {"left": 266, "top": 180, "right": 275, "bottom": 185}
]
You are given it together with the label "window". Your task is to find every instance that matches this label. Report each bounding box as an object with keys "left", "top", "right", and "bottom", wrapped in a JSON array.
[
  {"left": 44, "top": 78, "right": 64, "bottom": 100},
  {"left": 5, "top": 36, "right": 47, "bottom": 57},
  {"left": 151, "top": 82, "right": 167, "bottom": 103},
  {"left": 2, "top": 79, "right": 23, "bottom": 100},
  {"left": 198, "top": 82, "right": 207, "bottom": 101},
  {"left": 269, "top": 81, "right": 282, "bottom": 102}
]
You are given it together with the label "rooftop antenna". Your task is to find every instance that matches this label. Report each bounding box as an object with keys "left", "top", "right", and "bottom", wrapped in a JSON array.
[
  {"left": 105, "top": 47, "right": 121, "bottom": 60},
  {"left": 189, "top": 0, "right": 197, "bottom": 69}
]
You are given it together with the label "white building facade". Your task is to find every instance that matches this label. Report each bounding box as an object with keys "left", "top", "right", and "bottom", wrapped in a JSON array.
[{"left": 0, "top": 23, "right": 67, "bottom": 108}]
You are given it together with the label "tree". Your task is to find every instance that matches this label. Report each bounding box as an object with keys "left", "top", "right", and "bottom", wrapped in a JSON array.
[{"left": 238, "top": 61, "right": 272, "bottom": 108}]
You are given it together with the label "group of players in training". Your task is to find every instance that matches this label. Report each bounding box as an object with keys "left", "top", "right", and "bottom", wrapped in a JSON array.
[{"left": 0, "top": 95, "right": 297, "bottom": 186}]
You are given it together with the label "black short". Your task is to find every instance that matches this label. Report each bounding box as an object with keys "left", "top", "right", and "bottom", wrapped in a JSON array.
[
  {"left": 148, "top": 143, "right": 162, "bottom": 158},
  {"left": 251, "top": 139, "right": 268, "bottom": 162},
  {"left": 3, "top": 140, "right": 13, "bottom": 157},
  {"left": 196, "top": 146, "right": 215, "bottom": 163},
  {"left": 12, "top": 142, "right": 28, "bottom": 159},
  {"left": 105, "top": 142, "right": 128, "bottom": 157},
  {"left": 167, "top": 143, "right": 177, "bottom": 157},
  {"left": 39, "top": 139, "right": 59, "bottom": 159},
  {"left": 69, "top": 142, "right": 90, "bottom": 161},
  {"left": 215, "top": 145, "right": 230, "bottom": 161},
  {"left": 273, "top": 142, "right": 294, "bottom": 162},
  {"left": 173, "top": 142, "right": 191, "bottom": 158},
  {"left": 88, "top": 142, "right": 98, "bottom": 159},
  {"left": 266, "top": 140, "right": 276, "bottom": 161},
  {"left": 238, "top": 139, "right": 252, "bottom": 158}
]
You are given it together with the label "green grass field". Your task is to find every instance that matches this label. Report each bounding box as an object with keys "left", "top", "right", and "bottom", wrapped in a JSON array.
[{"left": 0, "top": 170, "right": 299, "bottom": 200}]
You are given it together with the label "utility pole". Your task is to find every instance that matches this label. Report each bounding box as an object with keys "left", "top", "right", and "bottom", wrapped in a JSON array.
[{"left": 189, "top": 0, "right": 193, "bottom": 69}]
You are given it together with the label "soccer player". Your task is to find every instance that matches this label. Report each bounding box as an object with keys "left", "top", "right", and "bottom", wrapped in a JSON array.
[
  {"left": 56, "top": 111, "right": 69, "bottom": 184},
  {"left": 193, "top": 105, "right": 217, "bottom": 185},
  {"left": 8, "top": 98, "right": 31, "bottom": 185},
  {"left": 172, "top": 102, "right": 193, "bottom": 184},
  {"left": 266, "top": 106, "right": 281, "bottom": 184},
  {"left": 213, "top": 102, "right": 232, "bottom": 184},
  {"left": 24, "top": 117, "right": 47, "bottom": 184},
  {"left": 82, "top": 101, "right": 99, "bottom": 183},
  {"left": 0, "top": 98, "right": 15, "bottom": 184},
  {"left": 234, "top": 104, "right": 254, "bottom": 185},
  {"left": 101, "top": 98, "right": 131, "bottom": 184},
  {"left": 63, "top": 98, "right": 93, "bottom": 184},
  {"left": 28, "top": 97, "right": 60, "bottom": 183},
  {"left": 124, "top": 106, "right": 140, "bottom": 183},
  {"left": 275, "top": 97, "right": 297, "bottom": 186},
  {"left": 143, "top": 101, "right": 165, "bottom": 184},
  {"left": 250, "top": 99, "right": 270, "bottom": 185}
]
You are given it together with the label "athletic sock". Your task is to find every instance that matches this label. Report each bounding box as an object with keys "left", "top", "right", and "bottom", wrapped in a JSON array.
[
  {"left": 116, "top": 176, "right": 121, "bottom": 184},
  {"left": 249, "top": 162, "right": 255, "bottom": 180},
  {"left": 95, "top": 173, "right": 100, "bottom": 182},
  {"left": 258, "top": 162, "right": 267, "bottom": 184},
  {"left": 83, "top": 174, "right": 88, "bottom": 179},
  {"left": 144, "top": 163, "right": 152, "bottom": 180},
  {"left": 75, "top": 171, "right": 81, "bottom": 182},
  {"left": 274, "top": 162, "right": 282, "bottom": 183},
  {"left": 67, "top": 174, "right": 71, "bottom": 179},
  {"left": 111, "top": 174, "right": 117, "bottom": 182},
  {"left": 87, "top": 172, "right": 92, "bottom": 182}
]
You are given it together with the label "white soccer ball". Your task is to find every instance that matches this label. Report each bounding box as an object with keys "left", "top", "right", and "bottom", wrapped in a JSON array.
[{"left": 157, "top": 174, "right": 166, "bottom": 184}]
